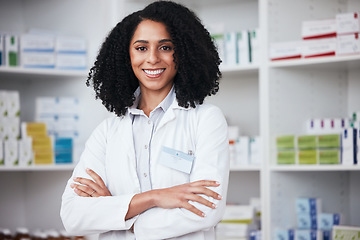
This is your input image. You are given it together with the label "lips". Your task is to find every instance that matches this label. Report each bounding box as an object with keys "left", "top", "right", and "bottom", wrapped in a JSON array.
[{"left": 143, "top": 68, "right": 165, "bottom": 78}]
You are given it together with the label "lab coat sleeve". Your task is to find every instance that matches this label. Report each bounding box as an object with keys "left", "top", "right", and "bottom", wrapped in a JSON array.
[
  {"left": 60, "top": 118, "right": 137, "bottom": 235},
  {"left": 134, "top": 106, "right": 229, "bottom": 240}
]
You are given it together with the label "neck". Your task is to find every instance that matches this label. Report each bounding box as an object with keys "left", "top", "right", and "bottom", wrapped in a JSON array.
[{"left": 138, "top": 86, "right": 172, "bottom": 117}]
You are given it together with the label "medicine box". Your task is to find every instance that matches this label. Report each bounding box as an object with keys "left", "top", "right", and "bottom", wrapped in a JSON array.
[
  {"left": 297, "top": 135, "right": 318, "bottom": 150},
  {"left": 337, "top": 33, "right": 360, "bottom": 56},
  {"left": 56, "top": 36, "right": 87, "bottom": 54},
  {"left": 249, "top": 136, "right": 261, "bottom": 165},
  {"left": 4, "top": 139, "right": 18, "bottom": 166},
  {"left": 5, "top": 34, "right": 19, "bottom": 67},
  {"left": 0, "top": 34, "right": 4, "bottom": 66},
  {"left": 221, "top": 205, "right": 255, "bottom": 223},
  {"left": 296, "top": 198, "right": 322, "bottom": 215},
  {"left": 319, "top": 149, "right": 341, "bottom": 164},
  {"left": 216, "top": 222, "right": 255, "bottom": 238},
  {"left": 269, "top": 41, "right": 302, "bottom": 61},
  {"left": 297, "top": 212, "right": 318, "bottom": 230},
  {"left": 274, "top": 229, "right": 295, "bottom": 240},
  {"left": 249, "top": 28, "right": 259, "bottom": 64},
  {"left": 302, "top": 19, "right": 337, "bottom": 40},
  {"left": 277, "top": 150, "right": 296, "bottom": 164},
  {"left": 56, "top": 54, "right": 87, "bottom": 70},
  {"left": 302, "top": 38, "right": 337, "bottom": 58},
  {"left": 318, "top": 213, "right": 342, "bottom": 231},
  {"left": 225, "top": 32, "right": 237, "bottom": 66},
  {"left": 276, "top": 135, "right": 296, "bottom": 150},
  {"left": 19, "top": 137, "right": 33, "bottom": 166},
  {"left": 298, "top": 150, "right": 318, "bottom": 164},
  {"left": 6, "top": 91, "right": 20, "bottom": 118},
  {"left": 295, "top": 230, "right": 322, "bottom": 240},
  {"left": 54, "top": 137, "right": 72, "bottom": 164},
  {"left": 336, "top": 12, "right": 360, "bottom": 35},
  {"left": 21, "top": 34, "right": 55, "bottom": 52},
  {"left": 318, "top": 134, "right": 341, "bottom": 148},
  {"left": 333, "top": 225, "right": 360, "bottom": 240},
  {"left": 0, "top": 90, "right": 7, "bottom": 117},
  {"left": 235, "top": 136, "right": 250, "bottom": 165},
  {"left": 0, "top": 140, "right": 3, "bottom": 165},
  {"left": 342, "top": 128, "right": 357, "bottom": 165},
  {"left": 237, "top": 30, "right": 250, "bottom": 65},
  {"left": 21, "top": 52, "right": 55, "bottom": 69}
]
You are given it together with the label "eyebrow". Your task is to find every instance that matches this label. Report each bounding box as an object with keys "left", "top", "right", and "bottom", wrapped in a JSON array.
[{"left": 133, "top": 39, "right": 173, "bottom": 45}]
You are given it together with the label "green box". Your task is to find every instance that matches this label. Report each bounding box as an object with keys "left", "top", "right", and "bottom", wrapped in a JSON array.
[
  {"left": 277, "top": 150, "right": 296, "bottom": 164},
  {"left": 298, "top": 150, "right": 318, "bottom": 164},
  {"left": 276, "top": 135, "right": 295, "bottom": 150},
  {"left": 318, "top": 134, "right": 341, "bottom": 148},
  {"left": 319, "top": 149, "right": 341, "bottom": 164},
  {"left": 333, "top": 226, "right": 360, "bottom": 240},
  {"left": 297, "top": 135, "right": 318, "bottom": 149}
]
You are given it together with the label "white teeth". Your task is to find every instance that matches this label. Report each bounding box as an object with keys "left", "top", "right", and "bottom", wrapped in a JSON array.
[{"left": 144, "top": 69, "right": 164, "bottom": 75}]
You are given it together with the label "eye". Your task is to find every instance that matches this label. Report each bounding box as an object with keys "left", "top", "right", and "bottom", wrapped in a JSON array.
[
  {"left": 160, "top": 46, "right": 172, "bottom": 51},
  {"left": 136, "top": 46, "right": 147, "bottom": 51}
]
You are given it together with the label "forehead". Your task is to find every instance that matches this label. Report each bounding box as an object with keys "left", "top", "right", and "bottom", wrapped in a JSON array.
[{"left": 131, "top": 20, "right": 172, "bottom": 42}]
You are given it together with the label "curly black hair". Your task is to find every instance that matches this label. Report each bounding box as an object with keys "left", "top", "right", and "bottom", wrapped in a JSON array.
[{"left": 86, "top": 1, "right": 222, "bottom": 117}]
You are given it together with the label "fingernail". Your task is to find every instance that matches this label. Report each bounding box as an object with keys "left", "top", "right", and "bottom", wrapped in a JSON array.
[
  {"left": 212, "top": 203, "right": 217, "bottom": 209},
  {"left": 86, "top": 168, "right": 91, "bottom": 172},
  {"left": 215, "top": 181, "right": 220, "bottom": 185},
  {"left": 73, "top": 177, "right": 77, "bottom": 181},
  {"left": 70, "top": 183, "right": 75, "bottom": 188},
  {"left": 218, "top": 195, "right": 222, "bottom": 200},
  {"left": 202, "top": 212, "right": 206, "bottom": 217}
]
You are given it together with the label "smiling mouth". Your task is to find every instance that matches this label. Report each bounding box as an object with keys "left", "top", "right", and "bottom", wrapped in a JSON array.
[{"left": 143, "top": 68, "right": 165, "bottom": 77}]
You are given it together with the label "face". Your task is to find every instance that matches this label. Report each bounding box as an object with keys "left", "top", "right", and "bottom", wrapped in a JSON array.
[{"left": 129, "top": 20, "right": 177, "bottom": 95}]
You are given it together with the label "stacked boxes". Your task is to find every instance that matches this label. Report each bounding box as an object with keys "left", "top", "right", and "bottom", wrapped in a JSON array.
[
  {"left": 0, "top": 32, "right": 87, "bottom": 70},
  {"left": 0, "top": 90, "right": 22, "bottom": 166},
  {"left": 275, "top": 198, "right": 343, "bottom": 240},
  {"left": 35, "top": 97, "right": 79, "bottom": 164},
  {"left": 216, "top": 204, "right": 259, "bottom": 240},
  {"left": 212, "top": 28, "right": 259, "bottom": 67},
  {"left": 270, "top": 12, "right": 360, "bottom": 60},
  {"left": 21, "top": 122, "right": 52, "bottom": 165}
]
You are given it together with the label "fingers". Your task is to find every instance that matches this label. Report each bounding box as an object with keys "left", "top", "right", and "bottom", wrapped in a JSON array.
[
  {"left": 182, "top": 201, "right": 206, "bottom": 217},
  {"left": 86, "top": 168, "right": 107, "bottom": 189}
]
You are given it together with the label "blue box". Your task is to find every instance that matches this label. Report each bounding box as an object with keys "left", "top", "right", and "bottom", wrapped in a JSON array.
[
  {"left": 274, "top": 229, "right": 295, "bottom": 240},
  {"left": 319, "top": 213, "right": 341, "bottom": 231},
  {"left": 297, "top": 213, "right": 318, "bottom": 230},
  {"left": 296, "top": 198, "right": 321, "bottom": 215}
]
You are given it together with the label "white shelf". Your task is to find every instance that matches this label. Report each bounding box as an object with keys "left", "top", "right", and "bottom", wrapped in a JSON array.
[
  {"left": 271, "top": 165, "right": 360, "bottom": 172},
  {"left": 230, "top": 165, "right": 261, "bottom": 171},
  {"left": 0, "top": 66, "right": 88, "bottom": 78},
  {"left": 220, "top": 64, "right": 259, "bottom": 74},
  {"left": 0, "top": 164, "right": 76, "bottom": 172},
  {"left": 269, "top": 54, "right": 360, "bottom": 70}
]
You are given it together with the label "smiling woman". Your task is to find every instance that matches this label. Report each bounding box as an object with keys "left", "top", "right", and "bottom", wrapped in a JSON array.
[{"left": 60, "top": 1, "right": 229, "bottom": 240}]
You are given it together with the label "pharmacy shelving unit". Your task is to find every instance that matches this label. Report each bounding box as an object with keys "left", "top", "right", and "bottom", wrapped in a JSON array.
[
  {"left": 1, "top": 0, "right": 360, "bottom": 239},
  {"left": 264, "top": 0, "right": 360, "bottom": 239}
]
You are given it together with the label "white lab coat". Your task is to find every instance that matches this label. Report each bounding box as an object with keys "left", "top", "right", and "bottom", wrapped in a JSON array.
[{"left": 60, "top": 99, "right": 229, "bottom": 240}]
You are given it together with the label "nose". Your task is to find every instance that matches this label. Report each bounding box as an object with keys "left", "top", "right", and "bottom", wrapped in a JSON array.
[{"left": 147, "top": 48, "right": 160, "bottom": 64}]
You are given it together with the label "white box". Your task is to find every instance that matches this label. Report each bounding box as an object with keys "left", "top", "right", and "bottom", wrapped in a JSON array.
[
  {"left": 336, "top": 12, "right": 360, "bottom": 35},
  {"left": 19, "top": 137, "right": 33, "bottom": 166},
  {"left": 318, "top": 213, "right": 342, "bottom": 231},
  {"left": 337, "top": 33, "right": 360, "bottom": 56},
  {"left": 5, "top": 34, "right": 19, "bottom": 67},
  {"left": 274, "top": 229, "right": 295, "bottom": 240},
  {"left": 57, "top": 97, "right": 79, "bottom": 116},
  {"left": 56, "top": 36, "right": 87, "bottom": 54},
  {"left": 249, "top": 136, "right": 261, "bottom": 165},
  {"left": 235, "top": 136, "right": 250, "bottom": 165},
  {"left": 35, "top": 97, "right": 57, "bottom": 117},
  {"left": 6, "top": 91, "right": 20, "bottom": 118},
  {"left": 302, "top": 19, "right": 337, "bottom": 40},
  {"left": 0, "top": 90, "right": 7, "bottom": 117},
  {"left": 0, "top": 140, "right": 3, "bottom": 165},
  {"left": 7, "top": 117, "right": 20, "bottom": 140},
  {"left": 20, "top": 34, "right": 55, "bottom": 52},
  {"left": 269, "top": 41, "right": 302, "bottom": 61},
  {"left": 297, "top": 212, "right": 318, "bottom": 230},
  {"left": 0, "top": 34, "right": 4, "bottom": 66},
  {"left": 237, "top": 30, "right": 250, "bottom": 65},
  {"left": 296, "top": 198, "right": 322, "bottom": 215},
  {"left": 4, "top": 139, "right": 18, "bottom": 166},
  {"left": 333, "top": 225, "right": 360, "bottom": 240},
  {"left": 216, "top": 222, "right": 255, "bottom": 238},
  {"left": 21, "top": 52, "right": 55, "bottom": 68},
  {"left": 222, "top": 205, "right": 255, "bottom": 222},
  {"left": 55, "top": 54, "right": 87, "bottom": 70},
  {"left": 225, "top": 32, "right": 237, "bottom": 66},
  {"left": 342, "top": 128, "right": 357, "bottom": 165},
  {"left": 0, "top": 117, "right": 6, "bottom": 140},
  {"left": 302, "top": 37, "right": 336, "bottom": 58},
  {"left": 249, "top": 28, "right": 260, "bottom": 64},
  {"left": 295, "top": 230, "right": 323, "bottom": 240}
]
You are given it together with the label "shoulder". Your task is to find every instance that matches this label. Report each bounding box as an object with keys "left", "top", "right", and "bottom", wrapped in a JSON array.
[
  {"left": 91, "top": 115, "right": 130, "bottom": 138},
  {"left": 194, "top": 103, "right": 226, "bottom": 123}
]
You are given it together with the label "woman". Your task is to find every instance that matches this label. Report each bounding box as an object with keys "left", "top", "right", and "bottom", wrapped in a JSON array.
[{"left": 60, "top": 1, "right": 229, "bottom": 239}]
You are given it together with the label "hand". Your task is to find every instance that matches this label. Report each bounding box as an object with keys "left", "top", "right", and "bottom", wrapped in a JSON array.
[
  {"left": 152, "top": 180, "right": 222, "bottom": 217},
  {"left": 70, "top": 168, "right": 112, "bottom": 197}
]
